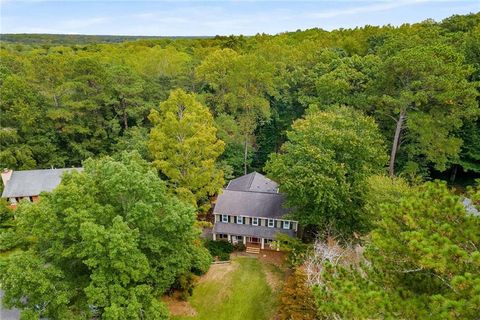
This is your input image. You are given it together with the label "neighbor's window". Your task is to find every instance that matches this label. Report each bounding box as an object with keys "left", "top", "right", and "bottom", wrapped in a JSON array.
[
  {"left": 222, "top": 214, "right": 228, "bottom": 223},
  {"left": 252, "top": 217, "right": 258, "bottom": 226},
  {"left": 283, "top": 221, "right": 290, "bottom": 229},
  {"left": 236, "top": 216, "right": 243, "bottom": 224},
  {"left": 268, "top": 219, "right": 274, "bottom": 228}
]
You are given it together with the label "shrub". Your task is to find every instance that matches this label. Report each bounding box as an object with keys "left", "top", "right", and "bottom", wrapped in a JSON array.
[
  {"left": 191, "top": 245, "right": 212, "bottom": 275},
  {"left": 279, "top": 269, "right": 318, "bottom": 320},
  {"left": 234, "top": 243, "right": 246, "bottom": 251},
  {"left": 171, "top": 272, "right": 198, "bottom": 301},
  {"left": 217, "top": 252, "right": 230, "bottom": 261},
  {"left": 204, "top": 240, "right": 234, "bottom": 258},
  {"left": 0, "top": 229, "right": 21, "bottom": 252},
  {"left": 0, "top": 199, "right": 14, "bottom": 226}
]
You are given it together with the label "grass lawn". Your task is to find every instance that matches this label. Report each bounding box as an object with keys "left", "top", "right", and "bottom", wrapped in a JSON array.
[{"left": 173, "top": 256, "right": 283, "bottom": 320}]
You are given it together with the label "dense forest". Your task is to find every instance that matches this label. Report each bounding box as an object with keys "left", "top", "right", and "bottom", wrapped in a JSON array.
[
  {"left": 1, "top": 12, "right": 480, "bottom": 320},
  {"left": 1, "top": 13, "right": 479, "bottom": 183}
]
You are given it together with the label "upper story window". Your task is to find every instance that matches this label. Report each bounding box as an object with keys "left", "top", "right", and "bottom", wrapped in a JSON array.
[
  {"left": 268, "top": 219, "right": 274, "bottom": 228},
  {"left": 236, "top": 216, "right": 244, "bottom": 224},
  {"left": 283, "top": 221, "right": 290, "bottom": 230},
  {"left": 222, "top": 214, "right": 228, "bottom": 223},
  {"left": 252, "top": 217, "right": 258, "bottom": 226}
]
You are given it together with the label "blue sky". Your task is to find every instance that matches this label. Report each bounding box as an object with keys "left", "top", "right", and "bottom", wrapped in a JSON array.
[{"left": 1, "top": 1, "right": 479, "bottom": 36}]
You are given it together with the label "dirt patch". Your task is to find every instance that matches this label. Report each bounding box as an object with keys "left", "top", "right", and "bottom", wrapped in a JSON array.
[
  {"left": 263, "top": 265, "right": 282, "bottom": 291},
  {"left": 162, "top": 295, "right": 197, "bottom": 317},
  {"left": 259, "top": 250, "right": 286, "bottom": 268},
  {"left": 199, "top": 260, "right": 237, "bottom": 283}
]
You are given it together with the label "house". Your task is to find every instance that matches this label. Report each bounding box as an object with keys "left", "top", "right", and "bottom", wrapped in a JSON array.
[
  {"left": 212, "top": 172, "right": 298, "bottom": 250},
  {"left": 1, "top": 168, "right": 83, "bottom": 206}
]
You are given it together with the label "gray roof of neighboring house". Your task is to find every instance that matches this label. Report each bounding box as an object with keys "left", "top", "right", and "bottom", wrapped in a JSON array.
[
  {"left": 0, "top": 290, "right": 19, "bottom": 320},
  {"left": 226, "top": 172, "right": 278, "bottom": 193},
  {"left": 214, "top": 190, "right": 290, "bottom": 219},
  {"left": 213, "top": 222, "right": 295, "bottom": 239},
  {"left": 1, "top": 168, "right": 83, "bottom": 198}
]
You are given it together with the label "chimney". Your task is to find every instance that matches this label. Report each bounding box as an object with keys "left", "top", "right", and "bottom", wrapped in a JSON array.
[{"left": 1, "top": 169, "right": 13, "bottom": 187}]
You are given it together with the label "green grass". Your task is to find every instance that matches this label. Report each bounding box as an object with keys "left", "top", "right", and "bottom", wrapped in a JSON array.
[{"left": 175, "top": 257, "right": 281, "bottom": 320}]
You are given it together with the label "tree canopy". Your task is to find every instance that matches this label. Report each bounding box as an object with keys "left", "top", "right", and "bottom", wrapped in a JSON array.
[
  {"left": 314, "top": 181, "right": 480, "bottom": 319},
  {"left": 0, "top": 152, "right": 210, "bottom": 319},
  {"left": 148, "top": 89, "right": 225, "bottom": 209},
  {"left": 266, "top": 106, "right": 387, "bottom": 234}
]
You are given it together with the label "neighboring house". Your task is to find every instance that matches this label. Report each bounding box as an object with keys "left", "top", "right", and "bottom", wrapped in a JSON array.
[
  {"left": 1, "top": 168, "right": 83, "bottom": 206},
  {"left": 212, "top": 172, "right": 298, "bottom": 250}
]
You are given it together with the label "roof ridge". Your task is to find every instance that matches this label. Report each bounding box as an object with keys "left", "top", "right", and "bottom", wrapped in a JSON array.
[{"left": 222, "top": 188, "right": 282, "bottom": 195}]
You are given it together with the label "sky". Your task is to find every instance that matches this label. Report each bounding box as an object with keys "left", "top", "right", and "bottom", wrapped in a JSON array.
[{"left": 1, "top": 0, "right": 479, "bottom": 36}]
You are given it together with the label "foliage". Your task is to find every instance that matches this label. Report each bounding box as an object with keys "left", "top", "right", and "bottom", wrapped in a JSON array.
[
  {"left": 1, "top": 13, "right": 479, "bottom": 180},
  {"left": 363, "top": 174, "right": 415, "bottom": 221},
  {"left": 372, "top": 44, "right": 479, "bottom": 175},
  {"left": 0, "top": 152, "right": 206, "bottom": 319},
  {"left": 170, "top": 272, "right": 198, "bottom": 301},
  {"left": 148, "top": 89, "right": 225, "bottom": 209},
  {"left": 233, "top": 243, "right": 246, "bottom": 251},
  {"left": 0, "top": 198, "right": 14, "bottom": 225},
  {"left": 196, "top": 48, "right": 277, "bottom": 173},
  {"left": 204, "top": 240, "right": 234, "bottom": 261},
  {"left": 275, "top": 233, "right": 310, "bottom": 267},
  {"left": 190, "top": 244, "right": 213, "bottom": 275},
  {"left": 266, "top": 106, "right": 387, "bottom": 235},
  {"left": 313, "top": 182, "right": 480, "bottom": 319},
  {"left": 279, "top": 269, "right": 317, "bottom": 320}
]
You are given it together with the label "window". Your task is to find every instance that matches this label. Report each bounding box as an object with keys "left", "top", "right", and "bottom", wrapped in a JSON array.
[
  {"left": 268, "top": 219, "right": 274, "bottom": 228},
  {"left": 236, "top": 216, "right": 243, "bottom": 224},
  {"left": 283, "top": 221, "right": 290, "bottom": 230},
  {"left": 222, "top": 214, "right": 228, "bottom": 223},
  {"left": 252, "top": 217, "right": 258, "bottom": 226}
]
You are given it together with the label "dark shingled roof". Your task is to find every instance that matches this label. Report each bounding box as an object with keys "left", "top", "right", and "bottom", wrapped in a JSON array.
[
  {"left": 214, "top": 189, "right": 289, "bottom": 219},
  {"left": 226, "top": 172, "right": 278, "bottom": 193},
  {"left": 2, "top": 168, "right": 83, "bottom": 198},
  {"left": 213, "top": 222, "right": 295, "bottom": 238}
]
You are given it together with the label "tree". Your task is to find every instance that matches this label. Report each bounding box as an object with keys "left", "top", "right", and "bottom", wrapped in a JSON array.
[
  {"left": 0, "top": 152, "right": 210, "bottom": 319},
  {"left": 196, "top": 49, "right": 277, "bottom": 174},
  {"left": 279, "top": 269, "right": 318, "bottom": 320},
  {"left": 106, "top": 65, "right": 145, "bottom": 130},
  {"left": 148, "top": 89, "right": 225, "bottom": 209},
  {"left": 372, "top": 44, "right": 479, "bottom": 176},
  {"left": 266, "top": 106, "right": 387, "bottom": 235},
  {"left": 314, "top": 181, "right": 480, "bottom": 319}
]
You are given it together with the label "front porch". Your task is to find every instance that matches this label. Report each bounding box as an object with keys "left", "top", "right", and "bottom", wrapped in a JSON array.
[{"left": 212, "top": 233, "right": 280, "bottom": 251}]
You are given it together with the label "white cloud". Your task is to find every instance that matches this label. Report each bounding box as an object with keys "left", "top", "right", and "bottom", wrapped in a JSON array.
[{"left": 309, "top": 0, "right": 429, "bottom": 19}]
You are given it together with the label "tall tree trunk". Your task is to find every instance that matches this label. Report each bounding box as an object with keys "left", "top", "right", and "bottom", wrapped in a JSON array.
[
  {"left": 120, "top": 98, "right": 128, "bottom": 130},
  {"left": 244, "top": 134, "right": 248, "bottom": 175},
  {"left": 389, "top": 110, "right": 406, "bottom": 177},
  {"left": 450, "top": 165, "right": 458, "bottom": 184},
  {"left": 123, "top": 111, "right": 128, "bottom": 130}
]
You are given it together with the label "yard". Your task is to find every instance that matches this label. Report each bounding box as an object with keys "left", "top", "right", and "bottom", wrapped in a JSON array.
[{"left": 167, "top": 255, "right": 285, "bottom": 320}]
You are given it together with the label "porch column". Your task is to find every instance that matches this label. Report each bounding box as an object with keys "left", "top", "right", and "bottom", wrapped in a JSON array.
[
  {"left": 261, "top": 238, "right": 265, "bottom": 250},
  {"left": 227, "top": 234, "right": 231, "bottom": 243},
  {"left": 243, "top": 237, "right": 246, "bottom": 245},
  {"left": 212, "top": 233, "right": 216, "bottom": 241}
]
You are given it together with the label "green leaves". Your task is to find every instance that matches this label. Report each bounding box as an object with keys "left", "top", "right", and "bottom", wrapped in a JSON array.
[
  {"left": 148, "top": 89, "right": 225, "bottom": 209},
  {"left": 266, "top": 106, "right": 387, "bottom": 235},
  {"left": 314, "top": 182, "right": 480, "bottom": 319},
  {"left": 0, "top": 152, "right": 206, "bottom": 319}
]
